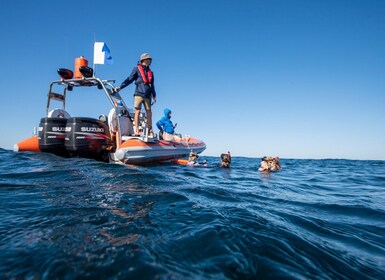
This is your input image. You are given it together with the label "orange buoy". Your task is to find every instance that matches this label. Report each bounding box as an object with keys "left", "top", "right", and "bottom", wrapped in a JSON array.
[
  {"left": 14, "top": 135, "right": 41, "bottom": 152},
  {"left": 74, "top": 56, "right": 88, "bottom": 78}
]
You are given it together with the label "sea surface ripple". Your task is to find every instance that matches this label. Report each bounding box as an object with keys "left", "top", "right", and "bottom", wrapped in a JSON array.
[{"left": 0, "top": 148, "right": 384, "bottom": 279}]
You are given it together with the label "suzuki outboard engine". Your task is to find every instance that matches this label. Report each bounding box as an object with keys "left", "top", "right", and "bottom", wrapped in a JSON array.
[
  {"left": 65, "top": 117, "right": 115, "bottom": 162},
  {"left": 38, "top": 117, "right": 68, "bottom": 156}
]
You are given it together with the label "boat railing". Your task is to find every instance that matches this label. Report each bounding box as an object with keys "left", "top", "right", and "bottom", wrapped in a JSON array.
[
  {"left": 47, "top": 77, "right": 125, "bottom": 111},
  {"left": 46, "top": 76, "right": 156, "bottom": 148}
]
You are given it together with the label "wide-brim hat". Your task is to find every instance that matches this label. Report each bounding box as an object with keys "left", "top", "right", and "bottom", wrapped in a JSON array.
[{"left": 140, "top": 53, "right": 152, "bottom": 61}]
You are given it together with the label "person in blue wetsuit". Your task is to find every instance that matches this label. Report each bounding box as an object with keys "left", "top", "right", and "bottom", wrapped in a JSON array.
[{"left": 156, "top": 108, "right": 181, "bottom": 141}]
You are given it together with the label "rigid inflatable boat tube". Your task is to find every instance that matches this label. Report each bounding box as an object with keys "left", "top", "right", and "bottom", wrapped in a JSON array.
[{"left": 14, "top": 135, "right": 41, "bottom": 152}]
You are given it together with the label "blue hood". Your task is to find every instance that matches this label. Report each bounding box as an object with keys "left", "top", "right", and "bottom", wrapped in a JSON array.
[
  {"left": 156, "top": 108, "right": 175, "bottom": 134},
  {"left": 164, "top": 108, "right": 171, "bottom": 118}
]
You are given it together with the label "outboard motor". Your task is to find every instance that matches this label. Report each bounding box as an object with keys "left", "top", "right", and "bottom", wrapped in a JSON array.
[
  {"left": 65, "top": 117, "right": 115, "bottom": 162},
  {"left": 38, "top": 117, "right": 68, "bottom": 157}
]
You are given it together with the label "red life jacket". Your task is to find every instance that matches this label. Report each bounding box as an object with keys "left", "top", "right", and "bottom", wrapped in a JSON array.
[{"left": 137, "top": 64, "right": 153, "bottom": 84}]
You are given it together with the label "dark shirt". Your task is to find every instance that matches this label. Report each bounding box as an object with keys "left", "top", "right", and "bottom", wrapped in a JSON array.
[{"left": 120, "top": 65, "right": 156, "bottom": 100}]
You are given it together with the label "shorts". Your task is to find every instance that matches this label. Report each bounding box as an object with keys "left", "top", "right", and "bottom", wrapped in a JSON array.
[
  {"left": 134, "top": 95, "right": 151, "bottom": 111},
  {"left": 163, "top": 132, "right": 181, "bottom": 142}
]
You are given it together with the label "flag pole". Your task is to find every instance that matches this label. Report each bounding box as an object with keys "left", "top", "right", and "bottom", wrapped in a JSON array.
[{"left": 93, "top": 33, "right": 96, "bottom": 77}]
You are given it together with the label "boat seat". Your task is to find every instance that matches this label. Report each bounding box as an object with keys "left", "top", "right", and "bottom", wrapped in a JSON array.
[
  {"left": 48, "top": 108, "right": 71, "bottom": 118},
  {"left": 108, "top": 107, "right": 134, "bottom": 136}
]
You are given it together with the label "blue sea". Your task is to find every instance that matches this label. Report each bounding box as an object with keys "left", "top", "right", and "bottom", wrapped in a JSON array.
[{"left": 0, "top": 148, "right": 384, "bottom": 279}]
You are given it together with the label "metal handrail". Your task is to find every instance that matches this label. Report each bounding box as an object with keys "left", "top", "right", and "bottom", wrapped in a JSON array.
[{"left": 46, "top": 76, "right": 127, "bottom": 147}]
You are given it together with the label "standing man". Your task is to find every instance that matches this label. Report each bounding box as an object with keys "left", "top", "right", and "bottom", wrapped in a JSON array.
[{"left": 115, "top": 53, "right": 156, "bottom": 137}]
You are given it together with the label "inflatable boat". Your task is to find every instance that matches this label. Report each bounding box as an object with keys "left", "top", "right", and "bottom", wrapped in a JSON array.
[{"left": 14, "top": 58, "right": 206, "bottom": 165}]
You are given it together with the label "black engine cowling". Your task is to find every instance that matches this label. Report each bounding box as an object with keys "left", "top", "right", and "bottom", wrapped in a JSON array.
[
  {"left": 65, "top": 117, "right": 115, "bottom": 162},
  {"left": 38, "top": 117, "right": 68, "bottom": 157}
]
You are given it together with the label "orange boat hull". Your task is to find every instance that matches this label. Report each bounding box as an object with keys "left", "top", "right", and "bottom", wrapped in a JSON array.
[{"left": 14, "top": 135, "right": 207, "bottom": 165}]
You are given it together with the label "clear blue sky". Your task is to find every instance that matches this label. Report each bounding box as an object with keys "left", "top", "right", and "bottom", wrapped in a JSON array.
[{"left": 0, "top": 0, "right": 384, "bottom": 160}]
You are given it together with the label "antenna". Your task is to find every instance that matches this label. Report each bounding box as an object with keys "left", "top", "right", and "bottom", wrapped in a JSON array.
[
  {"left": 93, "top": 33, "right": 96, "bottom": 77},
  {"left": 64, "top": 34, "right": 68, "bottom": 67}
]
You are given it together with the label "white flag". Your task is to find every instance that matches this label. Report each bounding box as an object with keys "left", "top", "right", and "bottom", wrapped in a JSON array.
[{"left": 94, "top": 42, "right": 113, "bottom": 65}]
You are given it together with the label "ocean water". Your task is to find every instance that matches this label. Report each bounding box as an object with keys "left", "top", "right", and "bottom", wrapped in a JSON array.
[{"left": 0, "top": 148, "right": 384, "bottom": 279}]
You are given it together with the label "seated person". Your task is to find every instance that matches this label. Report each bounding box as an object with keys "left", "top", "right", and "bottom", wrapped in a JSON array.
[
  {"left": 156, "top": 108, "right": 181, "bottom": 141},
  {"left": 220, "top": 151, "right": 231, "bottom": 168}
]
